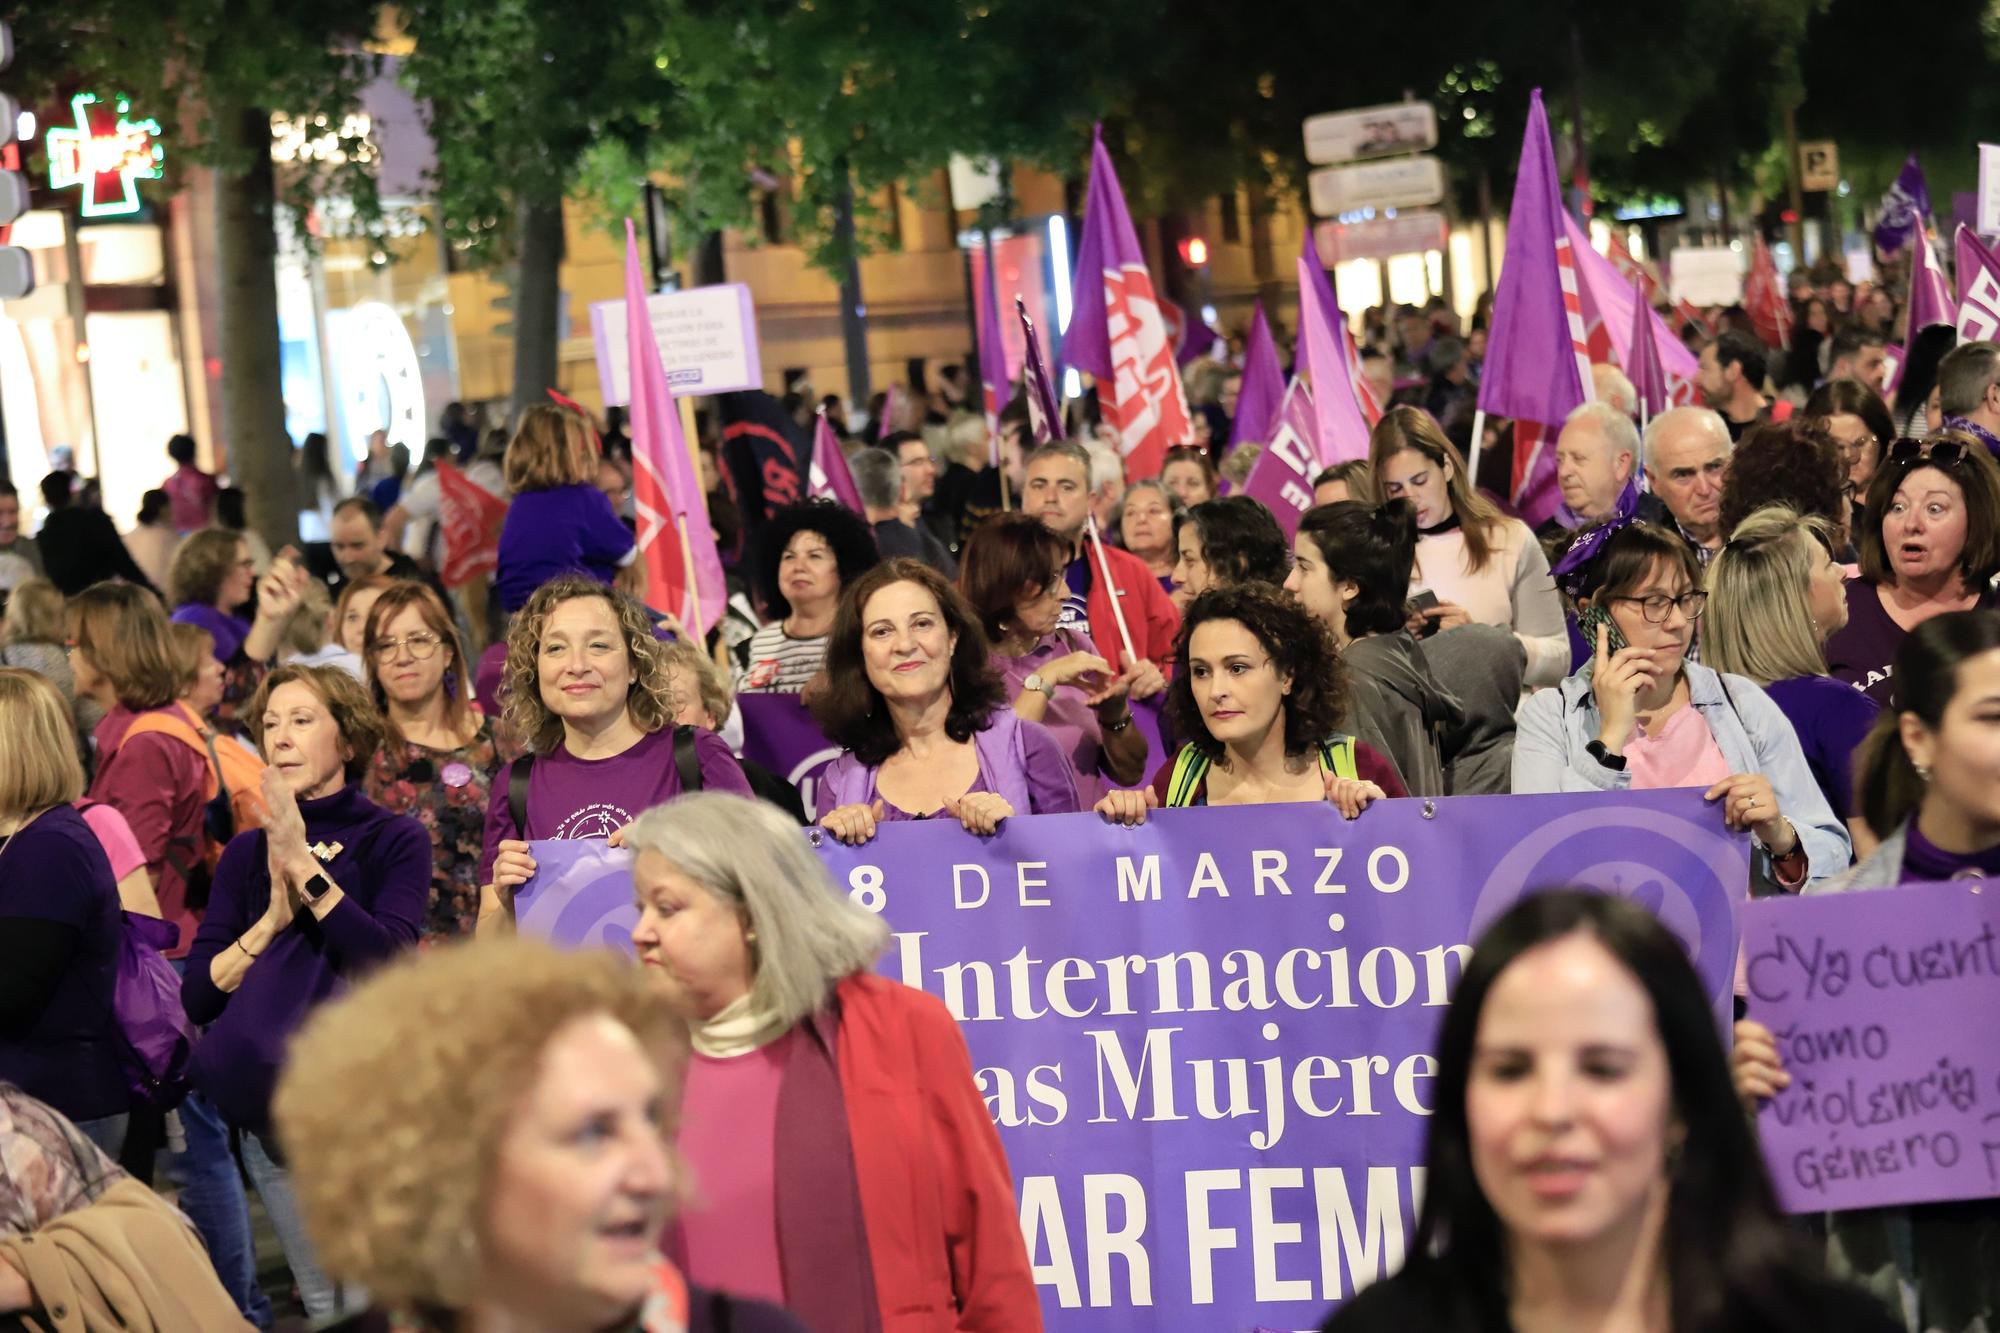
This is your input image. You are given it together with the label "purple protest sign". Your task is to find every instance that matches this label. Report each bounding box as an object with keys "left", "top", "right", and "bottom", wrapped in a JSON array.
[
  {"left": 735, "top": 692, "right": 844, "bottom": 812},
  {"left": 1236, "top": 379, "right": 1319, "bottom": 539},
  {"left": 1743, "top": 881, "right": 2000, "bottom": 1214},
  {"left": 812, "top": 789, "right": 1746, "bottom": 1329},
  {"left": 515, "top": 840, "right": 636, "bottom": 956}
]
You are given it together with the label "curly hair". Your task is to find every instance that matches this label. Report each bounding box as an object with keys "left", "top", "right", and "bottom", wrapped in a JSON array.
[
  {"left": 168, "top": 527, "right": 246, "bottom": 607},
  {"left": 809, "top": 558, "right": 1006, "bottom": 767},
  {"left": 502, "top": 575, "right": 677, "bottom": 756},
  {"left": 246, "top": 663, "right": 387, "bottom": 782},
  {"left": 1167, "top": 583, "right": 1348, "bottom": 760},
  {"left": 749, "top": 499, "right": 880, "bottom": 620},
  {"left": 273, "top": 938, "right": 687, "bottom": 1311},
  {"left": 1717, "top": 420, "right": 1848, "bottom": 543},
  {"left": 1184, "top": 496, "right": 1290, "bottom": 587}
]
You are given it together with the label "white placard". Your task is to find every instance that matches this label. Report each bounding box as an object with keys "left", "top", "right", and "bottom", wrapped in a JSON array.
[
  {"left": 1302, "top": 102, "right": 1438, "bottom": 166},
  {"left": 1979, "top": 143, "right": 2000, "bottom": 238},
  {"left": 1667, "top": 247, "right": 1742, "bottom": 308},
  {"left": 1306, "top": 156, "right": 1445, "bottom": 217},
  {"left": 589, "top": 282, "right": 763, "bottom": 406}
]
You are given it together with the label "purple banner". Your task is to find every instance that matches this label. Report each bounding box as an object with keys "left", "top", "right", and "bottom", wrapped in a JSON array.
[
  {"left": 515, "top": 840, "right": 637, "bottom": 955},
  {"left": 735, "top": 691, "right": 844, "bottom": 811},
  {"left": 1743, "top": 881, "right": 2000, "bottom": 1213},
  {"left": 813, "top": 789, "right": 1747, "bottom": 1329}
]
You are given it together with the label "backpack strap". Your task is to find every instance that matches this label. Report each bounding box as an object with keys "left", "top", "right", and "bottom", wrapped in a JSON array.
[
  {"left": 121, "top": 711, "right": 220, "bottom": 802},
  {"left": 1164, "top": 745, "right": 1210, "bottom": 808},
  {"left": 1317, "top": 734, "right": 1358, "bottom": 781},
  {"left": 672, "top": 725, "right": 703, "bottom": 794},
  {"left": 508, "top": 754, "right": 536, "bottom": 837}
]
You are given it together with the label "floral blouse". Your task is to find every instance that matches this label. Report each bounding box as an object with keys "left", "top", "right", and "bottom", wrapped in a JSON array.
[
  {"left": 0, "top": 1083, "right": 120, "bottom": 1236},
  {"left": 364, "top": 719, "right": 504, "bottom": 940}
]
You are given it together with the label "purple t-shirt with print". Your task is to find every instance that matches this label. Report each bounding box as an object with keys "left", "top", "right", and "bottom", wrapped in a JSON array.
[{"left": 479, "top": 725, "right": 751, "bottom": 881}]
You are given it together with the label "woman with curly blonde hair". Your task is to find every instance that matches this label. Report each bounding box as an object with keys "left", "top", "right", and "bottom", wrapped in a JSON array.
[
  {"left": 273, "top": 937, "right": 806, "bottom": 1333},
  {"left": 479, "top": 576, "right": 750, "bottom": 930}
]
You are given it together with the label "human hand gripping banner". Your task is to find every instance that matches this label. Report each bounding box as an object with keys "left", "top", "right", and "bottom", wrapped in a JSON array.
[{"left": 810, "top": 789, "right": 1748, "bottom": 1330}]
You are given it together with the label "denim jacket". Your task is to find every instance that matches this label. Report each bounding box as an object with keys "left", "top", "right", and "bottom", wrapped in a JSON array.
[{"left": 1513, "top": 661, "right": 1852, "bottom": 891}]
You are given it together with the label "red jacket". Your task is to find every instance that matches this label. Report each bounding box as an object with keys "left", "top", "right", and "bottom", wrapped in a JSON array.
[
  {"left": 836, "top": 974, "right": 1041, "bottom": 1333},
  {"left": 1083, "top": 540, "right": 1180, "bottom": 677}
]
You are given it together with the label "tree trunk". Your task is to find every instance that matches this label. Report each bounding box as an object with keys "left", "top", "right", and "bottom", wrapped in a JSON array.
[
  {"left": 693, "top": 231, "right": 726, "bottom": 288},
  {"left": 510, "top": 190, "right": 566, "bottom": 418},
  {"left": 215, "top": 106, "right": 296, "bottom": 551},
  {"left": 833, "top": 163, "right": 871, "bottom": 404}
]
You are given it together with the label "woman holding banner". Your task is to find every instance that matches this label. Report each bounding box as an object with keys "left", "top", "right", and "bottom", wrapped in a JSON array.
[
  {"left": 622, "top": 792, "right": 1040, "bottom": 1333},
  {"left": 1736, "top": 610, "right": 2000, "bottom": 1331},
  {"left": 1094, "top": 583, "right": 1406, "bottom": 822},
  {"left": 734, "top": 500, "right": 880, "bottom": 696},
  {"left": 1368, "top": 407, "right": 1569, "bottom": 687},
  {"left": 1513, "top": 516, "right": 1848, "bottom": 893},
  {"left": 479, "top": 577, "right": 750, "bottom": 929},
  {"left": 1322, "top": 890, "right": 1899, "bottom": 1333},
  {"left": 813, "top": 559, "right": 1081, "bottom": 844},
  {"left": 959, "top": 512, "right": 1147, "bottom": 803}
]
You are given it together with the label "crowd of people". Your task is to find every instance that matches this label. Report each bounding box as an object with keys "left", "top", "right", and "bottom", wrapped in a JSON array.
[{"left": 0, "top": 252, "right": 1997, "bottom": 1333}]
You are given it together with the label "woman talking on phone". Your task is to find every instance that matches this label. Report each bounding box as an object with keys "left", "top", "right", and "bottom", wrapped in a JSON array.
[{"left": 1513, "top": 513, "right": 1848, "bottom": 892}]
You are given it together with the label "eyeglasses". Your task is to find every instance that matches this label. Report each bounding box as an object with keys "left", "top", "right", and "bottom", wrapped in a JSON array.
[
  {"left": 1887, "top": 437, "right": 1971, "bottom": 470},
  {"left": 371, "top": 632, "right": 444, "bottom": 661},
  {"left": 1610, "top": 591, "right": 1708, "bottom": 624}
]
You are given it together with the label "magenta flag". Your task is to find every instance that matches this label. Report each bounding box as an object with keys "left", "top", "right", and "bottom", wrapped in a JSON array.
[
  {"left": 1237, "top": 378, "right": 1320, "bottom": 538},
  {"left": 1230, "top": 302, "right": 1284, "bottom": 448},
  {"left": 1478, "top": 90, "right": 1589, "bottom": 428},
  {"left": 976, "top": 251, "right": 1010, "bottom": 462},
  {"left": 1018, "top": 297, "right": 1066, "bottom": 443},
  {"left": 1560, "top": 210, "right": 1700, "bottom": 388},
  {"left": 623, "top": 220, "right": 726, "bottom": 635},
  {"left": 1060, "top": 128, "right": 1192, "bottom": 479},
  {"left": 1890, "top": 230, "right": 1953, "bottom": 394},
  {"left": 1294, "top": 254, "right": 1371, "bottom": 466},
  {"left": 808, "top": 411, "right": 864, "bottom": 513},
  {"left": 1627, "top": 280, "right": 1669, "bottom": 424},
  {"left": 1954, "top": 224, "right": 2000, "bottom": 343}
]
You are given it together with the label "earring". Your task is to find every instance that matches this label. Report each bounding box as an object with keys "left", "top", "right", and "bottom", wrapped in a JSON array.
[
  {"left": 1916, "top": 763, "right": 1932, "bottom": 782},
  {"left": 745, "top": 928, "right": 758, "bottom": 943}
]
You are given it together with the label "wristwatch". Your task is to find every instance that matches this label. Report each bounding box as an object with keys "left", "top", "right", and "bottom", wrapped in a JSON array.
[
  {"left": 299, "top": 872, "right": 334, "bottom": 907},
  {"left": 1023, "top": 673, "right": 1056, "bottom": 700},
  {"left": 1585, "top": 738, "right": 1627, "bottom": 772}
]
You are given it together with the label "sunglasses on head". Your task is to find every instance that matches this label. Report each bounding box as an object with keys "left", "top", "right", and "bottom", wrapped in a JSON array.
[{"left": 1886, "top": 437, "right": 1971, "bottom": 470}]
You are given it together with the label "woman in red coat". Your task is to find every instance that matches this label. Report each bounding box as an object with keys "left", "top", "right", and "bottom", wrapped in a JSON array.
[{"left": 622, "top": 792, "right": 1041, "bottom": 1333}]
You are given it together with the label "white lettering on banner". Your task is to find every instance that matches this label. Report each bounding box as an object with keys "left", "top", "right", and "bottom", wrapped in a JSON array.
[
  {"left": 1021, "top": 1175, "right": 1082, "bottom": 1307},
  {"left": 1184, "top": 1171, "right": 1239, "bottom": 1305},
  {"left": 1181, "top": 1167, "right": 1421, "bottom": 1303},
  {"left": 1118, "top": 854, "right": 1161, "bottom": 903},
  {"left": 1960, "top": 265, "right": 2000, "bottom": 343},
  {"left": 1250, "top": 1168, "right": 1314, "bottom": 1302},
  {"left": 1314, "top": 1167, "right": 1410, "bottom": 1300},
  {"left": 1086, "top": 1175, "right": 1153, "bottom": 1306}
]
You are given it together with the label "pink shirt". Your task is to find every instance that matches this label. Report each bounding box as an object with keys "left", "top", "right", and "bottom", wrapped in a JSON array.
[
  {"left": 78, "top": 802, "right": 145, "bottom": 882},
  {"left": 677, "top": 1029, "right": 793, "bottom": 1306},
  {"left": 1624, "top": 704, "right": 1732, "bottom": 792}
]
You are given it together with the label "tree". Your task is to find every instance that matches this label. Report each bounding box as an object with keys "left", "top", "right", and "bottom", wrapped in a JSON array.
[{"left": 7, "top": 0, "right": 387, "bottom": 549}]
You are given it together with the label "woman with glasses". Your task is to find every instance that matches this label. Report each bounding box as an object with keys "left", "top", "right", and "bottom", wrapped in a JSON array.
[
  {"left": 1515, "top": 519, "right": 1848, "bottom": 892},
  {"left": 1112, "top": 478, "right": 1184, "bottom": 594},
  {"left": 1800, "top": 378, "right": 1895, "bottom": 524},
  {"left": 1823, "top": 432, "right": 2000, "bottom": 707},
  {"left": 360, "top": 581, "right": 505, "bottom": 940}
]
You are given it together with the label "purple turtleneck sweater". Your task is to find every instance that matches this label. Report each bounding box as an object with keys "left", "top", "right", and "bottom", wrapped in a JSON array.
[
  {"left": 1901, "top": 819, "right": 2000, "bottom": 882},
  {"left": 182, "top": 783, "right": 429, "bottom": 1140}
]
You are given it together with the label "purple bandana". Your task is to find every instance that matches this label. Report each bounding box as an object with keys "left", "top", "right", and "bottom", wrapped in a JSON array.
[{"left": 1550, "top": 484, "right": 1642, "bottom": 597}]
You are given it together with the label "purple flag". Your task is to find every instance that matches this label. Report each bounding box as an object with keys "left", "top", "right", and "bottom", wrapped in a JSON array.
[
  {"left": 1955, "top": 224, "right": 2000, "bottom": 343},
  {"left": 1562, "top": 210, "right": 1700, "bottom": 387},
  {"left": 1177, "top": 314, "right": 1218, "bottom": 366},
  {"left": 1891, "top": 229, "right": 1953, "bottom": 394},
  {"left": 976, "top": 249, "right": 1010, "bottom": 463},
  {"left": 1018, "top": 297, "right": 1065, "bottom": 443},
  {"left": 1626, "top": 280, "right": 1669, "bottom": 423},
  {"left": 1236, "top": 377, "right": 1320, "bottom": 537},
  {"left": 734, "top": 693, "right": 843, "bottom": 813},
  {"left": 1229, "top": 302, "right": 1284, "bottom": 448},
  {"left": 808, "top": 411, "right": 864, "bottom": 512},
  {"left": 1477, "top": 89, "right": 1589, "bottom": 428},
  {"left": 1060, "top": 128, "right": 1192, "bottom": 480},
  {"left": 1295, "top": 255, "right": 1371, "bottom": 465},
  {"left": 1874, "top": 155, "right": 1933, "bottom": 255}
]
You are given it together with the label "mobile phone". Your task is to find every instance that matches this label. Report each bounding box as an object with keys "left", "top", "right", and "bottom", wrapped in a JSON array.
[
  {"left": 1578, "top": 605, "right": 1629, "bottom": 656},
  {"left": 1409, "top": 590, "right": 1442, "bottom": 638}
]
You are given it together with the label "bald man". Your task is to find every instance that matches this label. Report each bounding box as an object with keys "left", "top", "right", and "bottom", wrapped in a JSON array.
[{"left": 1642, "top": 406, "right": 1733, "bottom": 560}]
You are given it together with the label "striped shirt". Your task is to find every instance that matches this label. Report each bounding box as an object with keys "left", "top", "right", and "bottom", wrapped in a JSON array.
[{"left": 733, "top": 623, "right": 830, "bottom": 695}]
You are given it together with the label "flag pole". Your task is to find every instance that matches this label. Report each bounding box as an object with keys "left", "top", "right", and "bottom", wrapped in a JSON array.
[
  {"left": 1468, "top": 409, "right": 1486, "bottom": 485},
  {"left": 1085, "top": 514, "right": 1138, "bottom": 669},
  {"left": 676, "top": 512, "right": 701, "bottom": 633}
]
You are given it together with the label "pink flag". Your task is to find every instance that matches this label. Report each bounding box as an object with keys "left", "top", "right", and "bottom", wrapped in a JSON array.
[
  {"left": 1560, "top": 211, "right": 1700, "bottom": 388},
  {"left": 1236, "top": 378, "right": 1320, "bottom": 539},
  {"left": 1294, "top": 254, "right": 1371, "bottom": 466},
  {"left": 975, "top": 249, "right": 1010, "bottom": 462},
  {"left": 808, "top": 411, "right": 864, "bottom": 512},
  {"left": 1297, "top": 232, "right": 1383, "bottom": 429},
  {"left": 623, "top": 219, "right": 726, "bottom": 634},
  {"left": 1230, "top": 302, "right": 1284, "bottom": 449},
  {"left": 1743, "top": 236, "right": 1792, "bottom": 352},
  {"left": 1626, "top": 280, "right": 1670, "bottom": 424},
  {"left": 1060, "top": 127, "right": 1192, "bottom": 479},
  {"left": 1954, "top": 224, "right": 2000, "bottom": 343}
]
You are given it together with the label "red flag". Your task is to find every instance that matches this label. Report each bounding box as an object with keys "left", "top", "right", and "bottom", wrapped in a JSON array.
[
  {"left": 1604, "top": 232, "right": 1712, "bottom": 340},
  {"left": 436, "top": 461, "right": 507, "bottom": 589},
  {"left": 1744, "top": 237, "right": 1792, "bottom": 352}
]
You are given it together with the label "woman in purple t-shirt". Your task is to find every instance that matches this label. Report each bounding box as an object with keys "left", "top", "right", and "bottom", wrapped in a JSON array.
[
  {"left": 1823, "top": 433, "right": 2000, "bottom": 707},
  {"left": 492, "top": 403, "right": 640, "bottom": 614},
  {"left": 813, "top": 559, "right": 1081, "bottom": 843},
  {"left": 480, "top": 577, "right": 749, "bottom": 927}
]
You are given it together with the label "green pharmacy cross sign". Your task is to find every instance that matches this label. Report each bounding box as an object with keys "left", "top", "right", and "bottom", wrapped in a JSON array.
[{"left": 46, "top": 93, "right": 165, "bottom": 219}]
